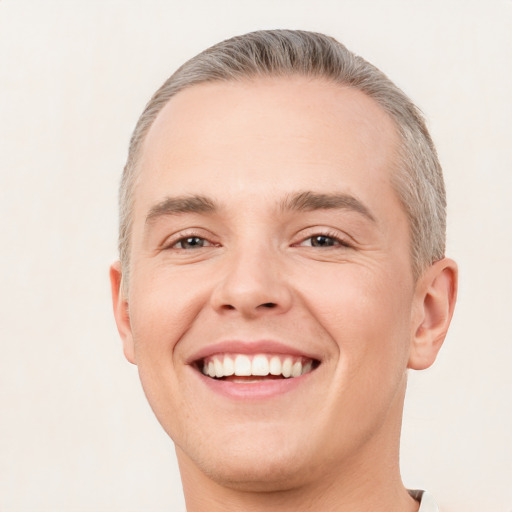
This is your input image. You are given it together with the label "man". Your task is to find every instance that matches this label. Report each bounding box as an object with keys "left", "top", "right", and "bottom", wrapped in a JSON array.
[{"left": 110, "top": 30, "right": 457, "bottom": 511}]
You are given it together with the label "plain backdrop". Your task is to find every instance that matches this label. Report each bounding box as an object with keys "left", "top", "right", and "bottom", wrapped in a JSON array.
[{"left": 1, "top": 1, "right": 511, "bottom": 511}]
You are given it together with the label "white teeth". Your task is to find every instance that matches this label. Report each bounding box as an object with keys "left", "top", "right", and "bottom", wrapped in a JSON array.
[
  {"left": 214, "top": 358, "right": 224, "bottom": 378},
  {"left": 302, "top": 361, "right": 312, "bottom": 375},
  {"left": 252, "top": 355, "right": 270, "bottom": 376},
  {"left": 223, "top": 356, "right": 235, "bottom": 376},
  {"left": 201, "top": 353, "right": 316, "bottom": 379},
  {"left": 269, "top": 356, "right": 282, "bottom": 375},
  {"left": 234, "top": 355, "right": 252, "bottom": 376},
  {"left": 291, "top": 361, "right": 302, "bottom": 378},
  {"left": 282, "top": 358, "right": 293, "bottom": 378}
]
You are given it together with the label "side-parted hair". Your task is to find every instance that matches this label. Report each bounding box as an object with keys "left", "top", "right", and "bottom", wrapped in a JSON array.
[{"left": 118, "top": 29, "right": 446, "bottom": 289}]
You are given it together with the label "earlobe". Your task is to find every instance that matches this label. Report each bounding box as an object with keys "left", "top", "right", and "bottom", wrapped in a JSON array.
[
  {"left": 408, "top": 258, "right": 458, "bottom": 370},
  {"left": 110, "top": 261, "right": 136, "bottom": 365}
]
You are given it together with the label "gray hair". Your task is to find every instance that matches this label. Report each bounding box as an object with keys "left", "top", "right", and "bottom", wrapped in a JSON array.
[{"left": 118, "top": 29, "right": 446, "bottom": 288}]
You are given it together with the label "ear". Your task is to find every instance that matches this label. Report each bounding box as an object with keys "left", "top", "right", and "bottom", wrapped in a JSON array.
[
  {"left": 110, "top": 261, "right": 136, "bottom": 365},
  {"left": 408, "top": 258, "right": 458, "bottom": 370}
]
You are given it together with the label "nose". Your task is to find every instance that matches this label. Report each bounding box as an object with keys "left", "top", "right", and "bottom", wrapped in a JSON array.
[{"left": 210, "top": 242, "right": 293, "bottom": 319}]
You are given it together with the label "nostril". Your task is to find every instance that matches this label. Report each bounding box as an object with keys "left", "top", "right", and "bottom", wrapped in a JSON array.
[{"left": 261, "top": 302, "right": 277, "bottom": 309}]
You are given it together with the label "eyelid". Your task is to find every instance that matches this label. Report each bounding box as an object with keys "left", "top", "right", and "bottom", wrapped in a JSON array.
[
  {"left": 292, "top": 227, "right": 354, "bottom": 248},
  {"left": 173, "top": 237, "right": 213, "bottom": 249},
  {"left": 160, "top": 228, "right": 220, "bottom": 250}
]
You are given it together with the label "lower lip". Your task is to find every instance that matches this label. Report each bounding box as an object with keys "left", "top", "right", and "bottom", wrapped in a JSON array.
[{"left": 195, "top": 371, "right": 312, "bottom": 400}]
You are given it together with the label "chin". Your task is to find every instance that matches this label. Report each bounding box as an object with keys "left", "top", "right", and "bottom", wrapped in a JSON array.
[
  {"left": 199, "top": 452, "right": 312, "bottom": 492},
  {"left": 175, "top": 424, "right": 323, "bottom": 492}
]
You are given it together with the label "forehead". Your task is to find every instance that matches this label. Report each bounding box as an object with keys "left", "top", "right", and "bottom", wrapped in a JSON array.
[{"left": 135, "top": 76, "right": 400, "bottom": 218}]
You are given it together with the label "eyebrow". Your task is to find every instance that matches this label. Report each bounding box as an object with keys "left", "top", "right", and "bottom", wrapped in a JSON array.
[
  {"left": 144, "top": 190, "right": 376, "bottom": 225},
  {"left": 280, "top": 191, "right": 376, "bottom": 222},
  {"left": 145, "top": 195, "right": 217, "bottom": 225}
]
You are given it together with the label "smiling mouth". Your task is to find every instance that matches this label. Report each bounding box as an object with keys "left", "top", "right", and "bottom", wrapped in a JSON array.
[{"left": 195, "top": 353, "right": 320, "bottom": 381}]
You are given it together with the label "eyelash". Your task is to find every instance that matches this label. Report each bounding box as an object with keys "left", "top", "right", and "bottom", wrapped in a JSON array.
[
  {"left": 164, "top": 229, "right": 352, "bottom": 251},
  {"left": 165, "top": 233, "right": 218, "bottom": 250},
  {"left": 296, "top": 230, "right": 352, "bottom": 249}
]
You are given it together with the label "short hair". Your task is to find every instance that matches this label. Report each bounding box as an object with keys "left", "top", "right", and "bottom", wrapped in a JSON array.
[{"left": 118, "top": 29, "right": 446, "bottom": 289}]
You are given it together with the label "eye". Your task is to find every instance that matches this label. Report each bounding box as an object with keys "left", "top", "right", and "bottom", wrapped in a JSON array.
[
  {"left": 308, "top": 235, "right": 337, "bottom": 247},
  {"left": 298, "top": 233, "right": 351, "bottom": 248},
  {"left": 172, "top": 236, "right": 212, "bottom": 249}
]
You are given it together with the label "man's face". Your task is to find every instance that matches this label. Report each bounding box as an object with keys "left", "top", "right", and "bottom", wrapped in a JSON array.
[{"left": 121, "top": 77, "right": 418, "bottom": 488}]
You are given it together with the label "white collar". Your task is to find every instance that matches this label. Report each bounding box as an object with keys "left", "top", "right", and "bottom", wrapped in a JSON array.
[{"left": 409, "top": 490, "right": 439, "bottom": 512}]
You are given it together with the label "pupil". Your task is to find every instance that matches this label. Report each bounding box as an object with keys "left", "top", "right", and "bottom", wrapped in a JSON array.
[
  {"left": 184, "top": 237, "right": 203, "bottom": 248},
  {"left": 312, "top": 235, "right": 333, "bottom": 247}
]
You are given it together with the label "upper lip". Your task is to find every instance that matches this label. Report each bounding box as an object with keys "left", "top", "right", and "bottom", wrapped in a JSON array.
[{"left": 186, "top": 340, "right": 322, "bottom": 365}]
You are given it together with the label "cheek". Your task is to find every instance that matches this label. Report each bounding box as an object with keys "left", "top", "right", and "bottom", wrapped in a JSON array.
[
  {"left": 128, "top": 264, "right": 210, "bottom": 361},
  {"left": 297, "top": 263, "right": 413, "bottom": 368},
  {"left": 288, "top": 264, "right": 413, "bottom": 456},
  {"left": 126, "top": 266, "right": 211, "bottom": 439}
]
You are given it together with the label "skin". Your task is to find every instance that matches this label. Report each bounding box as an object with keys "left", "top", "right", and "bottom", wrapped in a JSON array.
[{"left": 111, "top": 76, "right": 457, "bottom": 512}]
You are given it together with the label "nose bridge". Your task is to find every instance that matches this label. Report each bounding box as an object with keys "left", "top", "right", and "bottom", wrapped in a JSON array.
[{"left": 210, "top": 235, "right": 292, "bottom": 317}]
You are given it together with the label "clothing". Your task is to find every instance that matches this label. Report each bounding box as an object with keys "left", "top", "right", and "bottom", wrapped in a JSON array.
[{"left": 409, "top": 490, "right": 439, "bottom": 512}]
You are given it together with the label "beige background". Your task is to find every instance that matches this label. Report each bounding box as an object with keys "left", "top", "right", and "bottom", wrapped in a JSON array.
[{"left": 1, "top": 1, "right": 511, "bottom": 511}]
